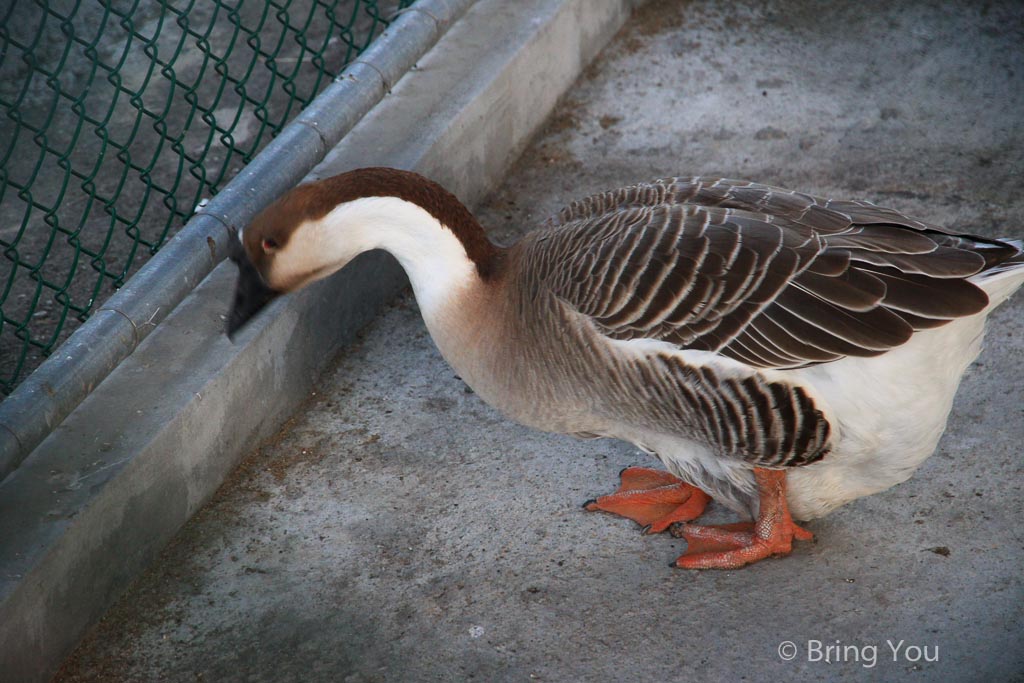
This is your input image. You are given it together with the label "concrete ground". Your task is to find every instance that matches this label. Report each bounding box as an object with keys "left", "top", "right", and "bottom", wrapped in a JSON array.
[{"left": 56, "top": 1, "right": 1023, "bottom": 681}]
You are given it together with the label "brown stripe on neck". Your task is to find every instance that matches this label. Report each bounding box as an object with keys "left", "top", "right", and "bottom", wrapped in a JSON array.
[{"left": 281, "top": 167, "right": 500, "bottom": 279}]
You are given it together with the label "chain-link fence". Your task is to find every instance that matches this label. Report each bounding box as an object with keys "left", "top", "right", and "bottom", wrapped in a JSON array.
[{"left": 0, "top": 0, "right": 412, "bottom": 395}]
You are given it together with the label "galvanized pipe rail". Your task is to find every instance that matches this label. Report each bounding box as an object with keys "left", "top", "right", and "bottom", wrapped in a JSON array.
[{"left": 0, "top": 0, "right": 475, "bottom": 481}]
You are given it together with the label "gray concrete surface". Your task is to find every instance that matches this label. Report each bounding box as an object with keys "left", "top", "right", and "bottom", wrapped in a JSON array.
[
  {"left": 0, "top": 1, "right": 637, "bottom": 681},
  {"left": 53, "top": 1, "right": 1024, "bottom": 681}
]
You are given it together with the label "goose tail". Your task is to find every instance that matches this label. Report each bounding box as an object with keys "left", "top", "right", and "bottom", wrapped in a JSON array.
[{"left": 971, "top": 237, "right": 1024, "bottom": 309}]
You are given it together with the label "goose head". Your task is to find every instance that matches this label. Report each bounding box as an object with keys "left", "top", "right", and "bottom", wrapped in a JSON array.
[
  {"left": 226, "top": 167, "right": 498, "bottom": 338},
  {"left": 226, "top": 180, "right": 337, "bottom": 338}
]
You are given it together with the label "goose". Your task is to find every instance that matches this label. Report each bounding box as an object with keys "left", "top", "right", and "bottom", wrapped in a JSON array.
[{"left": 226, "top": 167, "right": 1024, "bottom": 569}]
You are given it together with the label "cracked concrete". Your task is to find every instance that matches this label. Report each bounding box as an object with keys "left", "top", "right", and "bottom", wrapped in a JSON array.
[{"left": 55, "top": 1, "right": 1023, "bottom": 681}]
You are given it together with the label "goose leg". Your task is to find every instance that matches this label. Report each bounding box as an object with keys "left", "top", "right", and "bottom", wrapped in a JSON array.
[
  {"left": 669, "top": 468, "right": 812, "bottom": 569},
  {"left": 583, "top": 466, "right": 711, "bottom": 534}
]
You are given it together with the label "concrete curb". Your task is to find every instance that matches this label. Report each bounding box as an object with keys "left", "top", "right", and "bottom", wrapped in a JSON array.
[
  {"left": 0, "top": 1, "right": 638, "bottom": 680},
  {"left": 0, "top": 0, "right": 475, "bottom": 482}
]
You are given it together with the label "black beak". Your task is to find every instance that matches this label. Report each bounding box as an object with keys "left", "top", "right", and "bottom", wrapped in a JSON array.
[{"left": 226, "top": 232, "right": 280, "bottom": 340}]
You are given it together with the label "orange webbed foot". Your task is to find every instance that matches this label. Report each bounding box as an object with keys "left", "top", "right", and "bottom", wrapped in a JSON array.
[
  {"left": 668, "top": 468, "right": 812, "bottom": 569},
  {"left": 583, "top": 466, "right": 711, "bottom": 534}
]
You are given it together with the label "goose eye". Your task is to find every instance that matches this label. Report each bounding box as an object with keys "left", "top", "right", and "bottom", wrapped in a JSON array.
[{"left": 261, "top": 237, "right": 279, "bottom": 252}]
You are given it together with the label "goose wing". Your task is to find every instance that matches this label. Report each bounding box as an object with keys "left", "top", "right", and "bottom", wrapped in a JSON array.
[{"left": 534, "top": 177, "right": 1015, "bottom": 369}]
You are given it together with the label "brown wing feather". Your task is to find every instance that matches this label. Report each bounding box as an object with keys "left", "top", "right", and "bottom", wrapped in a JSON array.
[{"left": 533, "top": 177, "right": 1018, "bottom": 369}]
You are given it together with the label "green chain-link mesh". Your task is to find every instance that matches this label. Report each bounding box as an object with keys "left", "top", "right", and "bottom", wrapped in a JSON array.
[{"left": 0, "top": 0, "right": 412, "bottom": 395}]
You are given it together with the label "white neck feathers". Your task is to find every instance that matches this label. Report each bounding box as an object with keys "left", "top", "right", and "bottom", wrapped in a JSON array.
[{"left": 313, "top": 195, "right": 479, "bottom": 316}]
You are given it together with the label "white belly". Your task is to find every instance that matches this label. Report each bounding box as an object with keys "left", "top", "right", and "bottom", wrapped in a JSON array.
[{"left": 782, "top": 312, "right": 987, "bottom": 519}]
